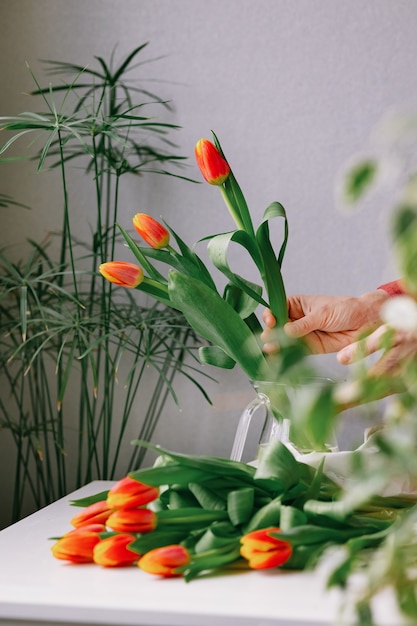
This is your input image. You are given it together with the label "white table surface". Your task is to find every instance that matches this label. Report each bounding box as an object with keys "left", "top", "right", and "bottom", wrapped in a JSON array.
[{"left": 0, "top": 481, "right": 403, "bottom": 626}]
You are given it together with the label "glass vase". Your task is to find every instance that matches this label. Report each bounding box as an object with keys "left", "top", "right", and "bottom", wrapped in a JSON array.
[{"left": 230, "top": 378, "right": 339, "bottom": 463}]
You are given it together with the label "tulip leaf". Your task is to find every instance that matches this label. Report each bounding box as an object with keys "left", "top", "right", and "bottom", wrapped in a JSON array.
[
  {"left": 223, "top": 283, "right": 260, "bottom": 320},
  {"left": 254, "top": 439, "right": 300, "bottom": 491},
  {"left": 164, "top": 221, "right": 218, "bottom": 290},
  {"left": 129, "top": 463, "right": 213, "bottom": 487},
  {"left": 188, "top": 482, "right": 227, "bottom": 511},
  {"left": 183, "top": 543, "right": 242, "bottom": 582},
  {"left": 194, "top": 522, "right": 240, "bottom": 553},
  {"left": 70, "top": 490, "right": 110, "bottom": 507},
  {"left": 157, "top": 507, "right": 229, "bottom": 528},
  {"left": 118, "top": 224, "right": 167, "bottom": 283},
  {"left": 137, "top": 245, "right": 217, "bottom": 291},
  {"left": 256, "top": 206, "right": 288, "bottom": 326},
  {"left": 244, "top": 496, "right": 282, "bottom": 533},
  {"left": 207, "top": 231, "right": 267, "bottom": 307},
  {"left": 279, "top": 505, "right": 308, "bottom": 531},
  {"left": 199, "top": 345, "right": 236, "bottom": 369},
  {"left": 227, "top": 487, "right": 255, "bottom": 526},
  {"left": 130, "top": 529, "right": 189, "bottom": 554},
  {"left": 131, "top": 440, "right": 257, "bottom": 481},
  {"left": 167, "top": 270, "right": 273, "bottom": 381}
]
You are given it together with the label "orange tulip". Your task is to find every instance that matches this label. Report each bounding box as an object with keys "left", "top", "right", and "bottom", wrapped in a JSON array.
[
  {"left": 70, "top": 500, "right": 113, "bottom": 528},
  {"left": 51, "top": 525, "right": 105, "bottom": 564},
  {"left": 106, "top": 476, "right": 159, "bottom": 510},
  {"left": 138, "top": 544, "right": 190, "bottom": 577},
  {"left": 240, "top": 527, "right": 292, "bottom": 570},
  {"left": 93, "top": 533, "right": 139, "bottom": 567},
  {"left": 99, "top": 261, "right": 144, "bottom": 288},
  {"left": 194, "top": 138, "right": 230, "bottom": 185},
  {"left": 133, "top": 213, "right": 170, "bottom": 249},
  {"left": 106, "top": 508, "right": 157, "bottom": 533}
]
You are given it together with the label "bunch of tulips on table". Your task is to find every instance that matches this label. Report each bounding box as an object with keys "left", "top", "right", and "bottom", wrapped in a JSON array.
[{"left": 51, "top": 440, "right": 399, "bottom": 579}]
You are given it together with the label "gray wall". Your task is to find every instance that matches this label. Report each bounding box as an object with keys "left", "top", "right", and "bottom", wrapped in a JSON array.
[{"left": 0, "top": 0, "right": 415, "bottom": 525}]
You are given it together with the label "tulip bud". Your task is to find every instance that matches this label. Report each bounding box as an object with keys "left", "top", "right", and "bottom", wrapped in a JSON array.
[
  {"left": 93, "top": 533, "right": 139, "bottom": 567},
  {"left": 106, "top": 508, "right": 157, "bottom": 533},
  {"left": 51, "top": 525, "right": 105, "bottom": 564},
  {"left": 240, "top": 527, "right": 292, "bottom": 570},
  {"left": 106, "top": 477, "right": 159, "bottom": 510},
  {"left": 194, "top": 138, "right": 230, "bottom": 185},
  {"left": 138, "top": 544, "right": 190, "bottom": 577},
  {"left": 99, "top": 261, "right": 144, "bottom": 288},
  {"left": 70, "top": 500, "right": 113, "bottom": 528},
  {"left": 133, "top": 213, "right": 170, "bottom": 249}
]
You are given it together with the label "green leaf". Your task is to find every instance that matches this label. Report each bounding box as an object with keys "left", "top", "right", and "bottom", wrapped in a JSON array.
[
  {"left": 193, "top": 521, "right": 240, "bottom": 554},
  {"left": 207, "top": 231, "right": 267, "bottom": 307},
  {"left": 130, "top": 463, "right": 213, "bottom": 487},
  {"left": 343, "top": 159, "right": 377, "bottom": 204},
  {"left": 70, "top": 490, "right": 110, "bottom": 507},
  {"left": 279, "top": 505, "right": 308, "bottom": 531},
  {"left": 244, "top": 496, "right": 282, "bottom": 533},
  {"left": 130, "top": 440, "right": 257, "bottom": 481},
  {"left": 188, "top": 482, "right": 227, "bottom": 511},
  {"left": 130, "top": 528, "right": 188, "bottom": 554},
  {"left": 256, "top": 208, "right": 288, "bottom": 326},
  {"left": 157, "top": 507, "right": 229, "bottom": 528},
  {"left": 223, "top": 283, "right": 260, "bottom": 320},
  {"left": 227, "top": 488, "right": 255, "bottom": 526},
  {"left": 198, "top": 345, "right": 236, "bottom": 369},
  {"left": 254, "top": 440, "right": 300, "bottom": 491},
  {"left": 167, "top": 270, "right": 273, "bottom": 381}
]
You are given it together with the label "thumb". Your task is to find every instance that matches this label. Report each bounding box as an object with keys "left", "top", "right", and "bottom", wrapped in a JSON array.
[{"left": 284, "top": 313, "right": 321, "bottom": 338}]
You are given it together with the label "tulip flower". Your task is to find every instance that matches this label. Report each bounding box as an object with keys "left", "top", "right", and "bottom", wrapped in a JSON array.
[
  {"left": 106, "top": 476, "right": 159, "bottom": 510},
  {"left": 240, "top": 527, "right": 292, "bottom": 570},
  {"left": 138, "top": 544, "right": 190, "bottom": 577},
  {"left": 106, "top": 507, "right": 157, "bottom": 533},
  {"left": 133, "top": 213, "right": 170, "bottom": 249},
  {"left": 194, "top": 138, "right": 230, "bottom": 185},
  {"left": 99, "top": 261, "right": 144, "bottom": 288},
  {"left": 51, "top": 525, "right": 105, "bottom": 564},
  {"left": 93, "top": 533, "right": 139, "bottom": 567},
  {"left": 70, "top": 500, "right": 113, "bottom": 528}
]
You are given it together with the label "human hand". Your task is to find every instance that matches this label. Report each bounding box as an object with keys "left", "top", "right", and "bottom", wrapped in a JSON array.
[{"left": 262, "top": 290, "right": 389, "bottom": 355}]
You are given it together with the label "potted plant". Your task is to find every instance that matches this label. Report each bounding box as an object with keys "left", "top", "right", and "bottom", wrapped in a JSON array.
[{"left": 0, "top": 44, "right": 209, "bottom": 524}]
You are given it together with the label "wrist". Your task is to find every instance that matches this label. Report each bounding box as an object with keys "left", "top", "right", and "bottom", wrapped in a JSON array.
[{"left": 358, "top": 289, "right": 389, "bottom": 327}]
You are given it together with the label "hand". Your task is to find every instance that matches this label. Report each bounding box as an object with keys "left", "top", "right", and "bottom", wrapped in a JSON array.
[
  {"left": 262, "top": 290, "right": 389, "bottom": 355},
  {"left": 337, "top": 323, "right": 417, "bottom": 376}
]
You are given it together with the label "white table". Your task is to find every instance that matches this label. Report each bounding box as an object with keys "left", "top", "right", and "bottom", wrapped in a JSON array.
[{"left": 0, "top": 481, "right": 403, "bottom": 626}]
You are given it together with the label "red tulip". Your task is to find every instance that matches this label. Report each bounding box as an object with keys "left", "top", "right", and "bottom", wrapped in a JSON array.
[
  {"left": 240, "top": 527, "right": 292, "bottom": 570},
  {"left": 138, "top": 544, "right": 190, "bottom": 577},
  {"left": 194, "top": 138, "right": 230, "bottom": 185},
  {"left": 99, "top": 261, "right": 144, "bottom": 288},
  {"left": 106, "top": 477, "right": 159, "bottom": 510},
  {"left": 51, "top": 525, "right": 105, "bottom": 564},
  {"left": 70, "top": 500, "right": 113, "bottom": 528},
  {"left": 133, "top": 213, "right": 170, "bottom": 249},
  {"left": 106, "top": 507, "right": 157, "bottom": 533},
  {"left": 93, "top": 533, "right": 139, "bottom": 567}
]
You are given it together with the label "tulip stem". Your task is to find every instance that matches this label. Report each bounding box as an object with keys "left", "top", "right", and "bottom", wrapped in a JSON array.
[{"left": 219, "top": 186, "right": 246, "bottom": 232}]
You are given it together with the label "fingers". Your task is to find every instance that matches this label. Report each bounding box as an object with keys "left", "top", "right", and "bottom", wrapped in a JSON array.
[
  {"left": 262, "top": 308, "right": 276, "bottom": 329},
  {"left": 337, "top": 325, "right": 388, "bottom": 365}
]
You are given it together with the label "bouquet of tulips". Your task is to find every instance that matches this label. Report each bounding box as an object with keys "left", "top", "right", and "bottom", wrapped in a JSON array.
[
  {"left": 51, "top": 440, "right": 397, "bottom": 580},
  {"left": 100, "top": 133, "right": 297, "bottom": 384}
]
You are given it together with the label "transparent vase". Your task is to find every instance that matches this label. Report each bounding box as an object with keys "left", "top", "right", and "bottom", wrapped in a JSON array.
[{"left": 230, "top": 378, "right": 339, "bottom": 463}]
